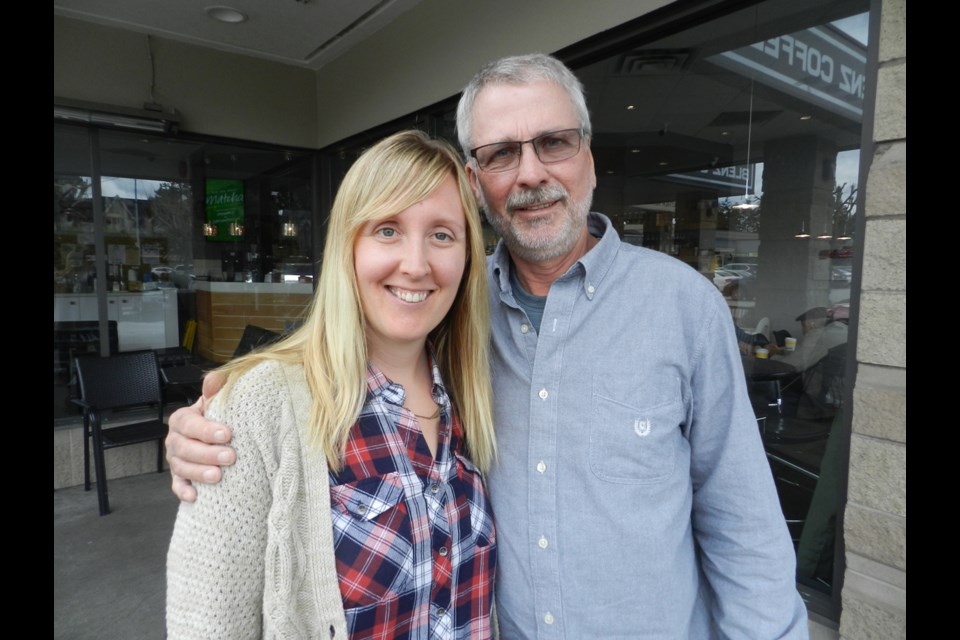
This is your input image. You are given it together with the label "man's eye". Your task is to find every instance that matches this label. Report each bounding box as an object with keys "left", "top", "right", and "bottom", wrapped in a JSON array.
[
  {"left": 540, "top": 136, "right": 568, "bottom": 149},
  {"left": 489, "top": 146, "right": 516, "bottom": 160}
]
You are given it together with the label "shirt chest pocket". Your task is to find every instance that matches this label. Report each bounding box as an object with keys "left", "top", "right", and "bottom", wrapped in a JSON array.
[
  {"left": 454, "top": 454, "right": 497, "bottom": 549},
  {"left": 589, "top": 376, "right": 685, "bottom": 484},
  {"left": 330, "top": 472, "right": 414, "bottom": 608}
]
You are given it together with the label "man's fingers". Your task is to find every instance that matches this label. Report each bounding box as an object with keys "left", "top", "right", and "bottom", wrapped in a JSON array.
[
  {"left": 171, "top": 474, "right": 198, "bottom": 503},
  {"left": 168, "top": 400, "right": 233, "bottom": 445},
  {"left": 202, "top": 369, "right": 227, "bottom": 399},
  {"left": 168, "top": 450, "right": 228, "bottom": 485},
  {"left": 166, "top": 428, "right": 236, "bottom": 468}
]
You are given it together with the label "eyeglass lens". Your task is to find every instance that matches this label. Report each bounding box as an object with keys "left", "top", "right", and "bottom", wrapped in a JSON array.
[{"left": 474, "top": 129, "right": 582, "bottom": 172}]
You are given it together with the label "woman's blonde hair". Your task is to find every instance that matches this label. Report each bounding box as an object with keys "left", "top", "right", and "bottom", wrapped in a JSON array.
[{"left": 216, "top": 130, "right": 495, "bottom": 472}]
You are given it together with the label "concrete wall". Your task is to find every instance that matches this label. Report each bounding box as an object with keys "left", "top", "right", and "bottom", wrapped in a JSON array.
[
  {"left": 840, "top": 0, "right": 906, "bottom": 637},
  {"left": 54, "top": 16, "right": 319, "bottom": 148},
  {"left": 313, "top": 0, "right": 671, "bottom": 147},
  {"left": 55, "top": 1, "right": 671, "bottom": 150},
  {"left": 54, "top": 426, "right": 163, "bottom": 490}
]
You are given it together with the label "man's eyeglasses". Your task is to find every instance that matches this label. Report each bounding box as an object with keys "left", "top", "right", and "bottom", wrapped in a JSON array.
[{"left": 470, "top": 128, "right": 584, "bottom": 173}]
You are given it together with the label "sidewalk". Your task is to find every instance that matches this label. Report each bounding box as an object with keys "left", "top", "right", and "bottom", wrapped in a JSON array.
[{"left": 54, "top": 471, "right": 178, "bottom": 640}]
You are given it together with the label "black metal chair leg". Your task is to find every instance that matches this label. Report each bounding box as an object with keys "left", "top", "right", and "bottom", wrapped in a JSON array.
[
  {"left": 83, "top": 412, "right": 91, "bottom": 491},
  {"left": 92, "top": 420, "right": 111, "bottom": 516}
]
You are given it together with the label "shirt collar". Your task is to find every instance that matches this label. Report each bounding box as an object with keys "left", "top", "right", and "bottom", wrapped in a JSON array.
[
  {"left": 491, "top": 212, "right": 620, "bottom": 300},
  {"left": 365, "top": 343, "right": 449, "bottom": 407}
]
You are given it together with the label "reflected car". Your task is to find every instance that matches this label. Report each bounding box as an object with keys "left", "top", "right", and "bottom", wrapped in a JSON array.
[
  {"left": 831, "top": 266, "right": 852, "bottom": 283},
  {"left": 724, "top": 262, "right": 758, "bottom": 275},
  {"left": 713, "top": 269, "right": 742, "bottom": 289}
]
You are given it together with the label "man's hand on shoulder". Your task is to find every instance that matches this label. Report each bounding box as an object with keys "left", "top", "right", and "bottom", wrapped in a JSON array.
[{"left": 166, "top": 370, "right": 234, "bottom": 502}]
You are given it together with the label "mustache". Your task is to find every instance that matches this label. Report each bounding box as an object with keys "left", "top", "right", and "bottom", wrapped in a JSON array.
[{"left": 505, "top": 185, "right": 568, "bottom": 212}]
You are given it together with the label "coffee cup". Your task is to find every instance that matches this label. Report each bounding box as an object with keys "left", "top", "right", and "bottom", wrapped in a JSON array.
[
  {"left": 784, "top": 337, "right": 797, "bottom": 352},
  {"left": 755, "top": 348, "right": 769, "bottom": 359}
]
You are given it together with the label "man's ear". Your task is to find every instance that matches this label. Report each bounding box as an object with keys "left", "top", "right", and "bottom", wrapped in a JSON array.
[{"left": 466, "top": 162, "right": 484, "bottom": 204}]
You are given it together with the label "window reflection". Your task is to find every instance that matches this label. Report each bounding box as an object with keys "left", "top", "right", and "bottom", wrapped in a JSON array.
[{"left": 572, "top": 3, "right": 868, "bottom": 597}]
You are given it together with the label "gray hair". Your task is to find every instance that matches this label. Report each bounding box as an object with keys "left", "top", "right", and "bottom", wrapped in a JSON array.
[{"left": 455, "top": 53, "right": 592, "bottom": 160}]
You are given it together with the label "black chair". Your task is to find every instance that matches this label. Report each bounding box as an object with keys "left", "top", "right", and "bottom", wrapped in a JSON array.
[
  {"left": 73, "top": 351, "right": 168, "bottom": 516},
  {"left": 233, "top": 324, "right": 282, "bottom": 358}
]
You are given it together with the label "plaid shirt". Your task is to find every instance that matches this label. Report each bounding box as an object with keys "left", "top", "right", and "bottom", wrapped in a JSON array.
[{"left": 329, "top": 359, "right": 496, "bottom": 640}]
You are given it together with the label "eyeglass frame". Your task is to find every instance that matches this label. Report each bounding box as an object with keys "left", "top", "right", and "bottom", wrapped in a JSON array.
[{"left": 468, "top": 128, "right": 586, "bottom": 173}]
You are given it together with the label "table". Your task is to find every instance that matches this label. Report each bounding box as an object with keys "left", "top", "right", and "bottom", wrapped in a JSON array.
[
  {"left": 741, "top": 355, "right": 797, "bottom": 382},
  {"left": 741, "top": 355, "right": 798, "bottom": 426}
]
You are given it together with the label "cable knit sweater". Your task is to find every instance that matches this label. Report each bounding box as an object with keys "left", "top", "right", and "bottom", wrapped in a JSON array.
[{"left": 166, "top": 360, "right": 348, "bottom": 639}]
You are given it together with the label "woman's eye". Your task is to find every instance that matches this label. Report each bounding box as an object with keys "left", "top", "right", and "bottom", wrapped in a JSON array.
[
  {"left": 376, "top": 227, "right": 396, "bottom": 238},
  {"left": 434, "top": 232, "right": 451, "bottom": 241}
]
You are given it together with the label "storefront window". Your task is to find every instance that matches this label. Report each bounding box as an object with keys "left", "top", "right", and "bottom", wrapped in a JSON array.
[
  {"left": 574, "top": 0, "right": 868, "bottom": 604},
  {"left": 54, "top": 125, "right": 317, "bottom": 422}
]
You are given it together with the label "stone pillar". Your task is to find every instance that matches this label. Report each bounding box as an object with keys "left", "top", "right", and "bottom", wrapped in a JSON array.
[{"left": 840, "top": 0, "right": 907, "bottom": 638}]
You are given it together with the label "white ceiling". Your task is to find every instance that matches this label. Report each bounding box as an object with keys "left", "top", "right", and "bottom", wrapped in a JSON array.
[{"left": 53, "top": 0, "right": 424, "bottom": 70}]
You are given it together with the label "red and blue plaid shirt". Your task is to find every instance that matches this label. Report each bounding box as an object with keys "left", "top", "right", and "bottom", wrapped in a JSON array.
[{"left": 329, "top": 359, "right": 496, "bottom": 639}]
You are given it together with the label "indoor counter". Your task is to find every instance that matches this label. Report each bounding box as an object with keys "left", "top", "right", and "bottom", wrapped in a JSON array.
[{"left": 194, "top": 281, "right": 314, "bottom": 363}]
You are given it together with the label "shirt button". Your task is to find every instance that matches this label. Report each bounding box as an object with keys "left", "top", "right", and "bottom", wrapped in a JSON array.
[
  {"left": 439, "top": 546, "right": 448, "bottom": 557},
  {"left": 544, "top": 612, "right": 555, "bottom": 625},
  {"left": 538, "top": 388, "right": 548, "bottom": 400},
  {"left": 536, "top": 461, "right": 546, "bottom": 474},
  {"left": 430, "top": 483, "right": 439, "bottom": 494},
  {"left": 538, "top": 536, "right": 549, "bottom": 549},
  {"left": 356, "top": 504, "right": 367, "bottom": 515},
  {"left": 587, "top": 284, "right": 596, "bottom": 294},
  {"left": 520, "top": 323, "right": 530, "bottom": 334},
  {"left": 437, "top": 607, "right": 446, "bottom": 617}
]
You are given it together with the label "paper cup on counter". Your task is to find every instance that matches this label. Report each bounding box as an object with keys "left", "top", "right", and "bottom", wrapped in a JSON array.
[
  {"left": 755, "top": 347, "right": 769, "bottom": 359},
  {"left": 784, "top": 337, "right": 797, "bottom": 352}
]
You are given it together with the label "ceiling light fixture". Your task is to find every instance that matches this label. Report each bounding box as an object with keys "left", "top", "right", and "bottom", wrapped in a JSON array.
[
  {"left": 205, "top": 6, "right": 248, "bottom": 24},
  {"left": 794, "top": 221, "right": 810, "bottom": 239},
  {"left": 732, "top": 79, "right": 759, "bottom": 211},
  {"left": 54, "top": 97, "right": 180, "bottom": 134}
]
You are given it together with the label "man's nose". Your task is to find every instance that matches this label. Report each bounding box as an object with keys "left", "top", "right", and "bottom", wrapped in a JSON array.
[{"left": 515, "top": 141, "right": 550, "bottom": 187}]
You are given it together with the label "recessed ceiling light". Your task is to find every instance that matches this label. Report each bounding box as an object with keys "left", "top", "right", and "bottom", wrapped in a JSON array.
[
  {"left": 721, "top": 131, "right": 730, "bottom": 136},
  {"left": 800, "top": 115, "right": 813, "bottom": 121},
  {"left": 626, "top": 105, "right": 636, "bottom": 110},
  {"left": 630, "top": 149, "right": 640, "bottom": 153},
  {"left": 205, "top": 6, "right": 248, "bottom": 23},
  {"left": 658, "top": 161, "right": 669, "bottom": 166}
]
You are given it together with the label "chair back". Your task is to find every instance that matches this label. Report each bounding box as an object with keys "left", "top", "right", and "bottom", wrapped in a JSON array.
[
  {"left": 233, "top": 325, "right": 282, "bottom": 358},
  {"left": 75, "top": 351, "right": 163, "bottom": 411}
]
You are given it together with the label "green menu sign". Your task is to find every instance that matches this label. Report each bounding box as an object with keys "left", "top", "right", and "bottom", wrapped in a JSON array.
[{"left": 205, "top": 179, "right": 244, "bottom": 242}]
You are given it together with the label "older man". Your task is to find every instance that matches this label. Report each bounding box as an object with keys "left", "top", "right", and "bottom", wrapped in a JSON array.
[{"left": 167, "top": 54, "right": 808, "bottom": 638}]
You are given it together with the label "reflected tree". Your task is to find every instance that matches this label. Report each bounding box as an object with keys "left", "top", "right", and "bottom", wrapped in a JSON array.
[
  {"left": 148, "top": 181, "right": 194, "bottom": 264},
  {"left": 716, "top": 196, "right": 761, "bottom": 233}
]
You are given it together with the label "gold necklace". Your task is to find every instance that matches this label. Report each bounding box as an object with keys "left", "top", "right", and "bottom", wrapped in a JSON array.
[{"left": 409, "top": 403, "right": 441, "bottom": 420}]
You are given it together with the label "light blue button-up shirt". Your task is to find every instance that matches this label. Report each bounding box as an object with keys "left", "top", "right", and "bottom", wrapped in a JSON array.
[{"left": 486, "top": 213, "right": 808, "bottom": 639}]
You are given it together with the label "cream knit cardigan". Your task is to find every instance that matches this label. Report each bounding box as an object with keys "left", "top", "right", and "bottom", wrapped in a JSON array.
[{"left": 166, "top": 360, "right": 348, "bottom": 639}]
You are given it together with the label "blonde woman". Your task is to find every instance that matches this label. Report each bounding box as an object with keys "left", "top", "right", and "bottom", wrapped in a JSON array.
[{"left": 166, "top": 130, "right": 497, "bottom": 639}]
